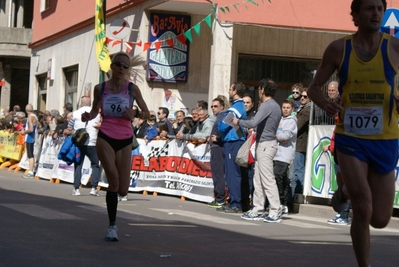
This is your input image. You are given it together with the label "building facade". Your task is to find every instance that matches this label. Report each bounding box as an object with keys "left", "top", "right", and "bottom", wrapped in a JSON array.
[
  {"left": 0, "top": 0, "right": 33, "bottom": 112},
  {"left": 28, "top": 0, "right": 398, "bottom": 115}
]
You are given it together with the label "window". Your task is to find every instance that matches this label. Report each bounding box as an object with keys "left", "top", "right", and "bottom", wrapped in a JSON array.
[
  {"left": 237, "top": 54, "right": 321, "bottom": 106},
  {"left": 64, "top": 65, "right": 79, "bottom": 110},
  {"left": 40, "top": 0, "right": 50, "bottom": 12},
  {"left": 36, "top": 74, "right": 47, "bottom": 112}
]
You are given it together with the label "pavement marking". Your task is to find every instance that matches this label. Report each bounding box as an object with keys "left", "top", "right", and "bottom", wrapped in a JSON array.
[
  {"left": 150, "top": 209, "right": 258, "bottom": 225},
  {"left": 1, "top": 204, "right": 82, "bottom": 220},
  {"left": 281, "top": 219, "right": 336, "bottom": 229},
  {"left": 128, "top": 223, "right": 197, "bottom": 227},
  {"left": 289, "top": 241, "right": 352, "bottom": 246}
]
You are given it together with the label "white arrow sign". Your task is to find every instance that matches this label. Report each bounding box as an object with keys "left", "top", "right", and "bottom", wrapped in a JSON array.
[{"left": 384, "top": 12, "right": 399, "bottom": 35}]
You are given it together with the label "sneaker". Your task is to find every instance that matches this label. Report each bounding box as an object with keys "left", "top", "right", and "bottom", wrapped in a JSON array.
[
  {"left": 207, "top": 200, "right": 224, "bottom": 208},
  {"left": 90, "top": 188, "right": 100, "bottom": 196},
  {"left": 263, "top": 215, "right": 282, "bottom": 223},
  {"left": 22, "top": 172, "right": 34, "bottom": 179},
  {"left": 224, "top": 205, "right": 242, "bottom": 213},
  {"left": 216, "top": 203, "right": 229, "bottom": 212},
  {"left": 282, "top": 205, "right": 289, "bottom": 215},
  {"left": 327, "top": 213, "right": 341, "bottom": 223},
  {"left": 118, "top": 195, "right": 128, "bottom": 201},
  {"left": 332, "top": 183, "right": 350, "bottom": 213},
  {"left": 72, "top": 188, "right": 81, "bottom": 196},
  {"left": 104, "top": 225, "right": 119, "bottom": 241},
  {"left": 241, "top": 211, "right": 263, "bottom": 221},
  {"left": 328, "top": 217, "right": 350, "bottom": 226}
]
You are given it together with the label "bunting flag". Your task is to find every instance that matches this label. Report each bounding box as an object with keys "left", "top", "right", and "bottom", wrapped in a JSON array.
[
  {"left": 102, "top": 0, "right": 270, "bottom": 54},
  {"left": 219, "top": 0, "right": 270, "bottom": 14},
  {"left": 94, "top": 0, "right": 111, "bottom": 72}
]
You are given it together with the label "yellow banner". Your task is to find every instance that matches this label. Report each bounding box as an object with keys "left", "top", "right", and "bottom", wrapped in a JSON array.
[
  {"left": 95, "top": 0, "right": 111, "bottom": 73},
  {"left": 0, "top": 131, "right": 24, "bottom": 161}
]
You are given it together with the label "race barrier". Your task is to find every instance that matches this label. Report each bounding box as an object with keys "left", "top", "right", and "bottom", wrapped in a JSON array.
[
  {"left": 2, "top": 127, "right": 398, "bottom": 208},
  {"left": 303, "top": 125, "right": 399, "bottom": 209},
  {"left": 0, "top": 131, "right": 25, "bottom": 168}
]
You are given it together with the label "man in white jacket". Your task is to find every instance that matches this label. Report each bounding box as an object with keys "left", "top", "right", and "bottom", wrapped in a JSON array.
[{"left": 274, "top": 99, "right": 297, "bottom": 214}]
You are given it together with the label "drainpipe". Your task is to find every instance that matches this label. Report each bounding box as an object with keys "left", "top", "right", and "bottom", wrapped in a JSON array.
[{"left": 8, "top": 0, "right": 13, "bottom": 27}]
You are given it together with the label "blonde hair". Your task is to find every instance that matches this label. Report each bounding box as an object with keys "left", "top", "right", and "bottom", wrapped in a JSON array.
[{"left": 112, "top": 52, "right": 131, "bottom": 65}]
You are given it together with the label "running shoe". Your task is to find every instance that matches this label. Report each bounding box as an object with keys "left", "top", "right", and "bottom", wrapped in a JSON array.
[
  {"left": 207, "top": 200, "right": 224, "bottom": 208},
  {"left": 22, "top": 172, "right": 34, "bottom": 179},
  {"left": 241, "top": 211, "right": 263, "bottom": 221},
  {"left": 90, "top": 188, "right": 100, "bottom": 197},
  {"left": 105, "top": 225, "right": 119, "bottom": 241},
  {"left": 263, "top": 214, "right": 282, "bottom": 223},
  {"left": 327, "top": 213, "right": 341, "bottom": 223},
  {"left": 72, "top": 188, "right": 81, "bottom": 196}
]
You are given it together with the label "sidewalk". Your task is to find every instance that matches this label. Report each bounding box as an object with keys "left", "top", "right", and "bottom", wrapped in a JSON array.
[{"left": 296, "top": 198, "right": 399, "bottom": 230}]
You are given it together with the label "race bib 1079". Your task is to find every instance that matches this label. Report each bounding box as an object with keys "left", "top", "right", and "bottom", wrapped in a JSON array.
[{"left": 343, "top": 106, "right": 383, "bottom": 135}]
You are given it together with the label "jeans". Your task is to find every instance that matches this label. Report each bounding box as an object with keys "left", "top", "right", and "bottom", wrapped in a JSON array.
[
  {"left": 74, "top": 145, "right": 100, "bottom": 188},
  {"left": 291, "top": 151, "right": 306, "bottom": 196}
]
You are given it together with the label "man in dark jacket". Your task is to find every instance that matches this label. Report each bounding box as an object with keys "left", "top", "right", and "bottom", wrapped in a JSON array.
[
  {"left": 291, "top": 88, "right": 311, "bottom": 197},
  {"left": 207, "top": 98, "right": 226, "bottom": 208}
]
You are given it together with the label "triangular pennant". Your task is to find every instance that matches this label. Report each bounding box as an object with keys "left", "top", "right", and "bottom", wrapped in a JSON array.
[
  {"left": 136, "top": 40, "right": 142, "bottom": 47},
  {"left": 220, "top": 7, "right": 226, "bottom": 14},
  {"left": 155, "top": 41, "right": 162, "bottom": 52},
  {"left": 166, "top": 38, "right": 174, "bottom": 49},
  {"left": 225, "top": 6, "right": 230, "bottom": 13},
  {"left": 176, "top": 33, "right": 187, "bottom": 45},
  {"left": 232, "top": 4, "right": 239, "bottom": 12},
  {"left": 112, "top": 40, "right": 122, "bottom": 47},
  {"left": 105, "top": 37, "right": 113, "bottom": 45},
  {"left": 193, "top": 23, "right": 201, "bottom": 36},
  {"left": 247, "top": 0, "right": 259, "bottom": 6},
  {"left": 204, "top": 14, "right": 212, "bottom": 27},
  {"left": 143, "top": 42, "right": 151, "bottom": 52},
  {"left": 184, "top": 29, "right": 193, "bottom": 42},
  {"left": 125, "top": 42, "right": 132, "bottom": 53}
]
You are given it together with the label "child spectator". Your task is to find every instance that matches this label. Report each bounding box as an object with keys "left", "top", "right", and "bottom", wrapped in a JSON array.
[{"left": 144, "top": 115, "right": 158, "bottom": 144}]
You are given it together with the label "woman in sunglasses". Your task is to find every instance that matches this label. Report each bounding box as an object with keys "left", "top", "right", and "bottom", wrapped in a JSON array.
[{"left": 82, "top": 51, "right": 149, "bottom": 241}]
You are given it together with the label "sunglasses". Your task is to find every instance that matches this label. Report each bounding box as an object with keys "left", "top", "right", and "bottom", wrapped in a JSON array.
[
  {"left": 301, "top": 95, "right": 308, "bottom": 99},
  {"left": 211, "top": 105, "right": 220, "bottom": 108},
  {"left": 292, "top": 91, "right": 300, "bottom": 94},
  {"left": 113, "top": 61, "right": 129, "bottom": 69}
]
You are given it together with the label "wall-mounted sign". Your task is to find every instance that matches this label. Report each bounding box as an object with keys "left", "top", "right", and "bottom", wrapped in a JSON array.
[{"left": 147, "top": 13, "right": 191, "bottom": 83}]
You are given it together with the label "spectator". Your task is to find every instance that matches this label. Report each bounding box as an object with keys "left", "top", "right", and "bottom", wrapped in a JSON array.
[
  {"left": 274, "top": 99, "right": 297, "bottom": 214},
  {"left": 207, "top": 98, "right": 226, "bottom": 208},
  {"left": 67, "top": 96, "right": 101, "bottom": 196},
  {"left": 133, "top": 117, "right": 148, "bottom": 139},
  {"left": 217, "top": 82, "right": 247, "bottom": 213},
  {"left": 158, "top": 107, "right": 174, "bottom": 135},
  {"left": 176, "top": 108, "right": 214, "bottom": 142},
  {"left": 173, "top": 110, "right": 185, "bottom": 134},
  {"left": 63, "top": 102, "right": 73, "bottom": 119},
  {"left": 52, "top": 115, "right": 67, "bottom": 140},
  {"left": 12, "top": 117, "right": 24, "bottom": 132},
  {"left": 22, "top": 104, "right": 38, "bottom": 179},
  {"left": 189, "top": 107, "right": 200, "bottom": 134},
  {"left": 181, "top": 117, "right": 193, "bottom": 134},
  {"left": 234, "top": 78, "right": 282, "bottom": 222},
  {"left": 156, "top": 121, "right": 169, "bottom": 140},
  {"left": 241, "top": 94, "right": 257, "bottom": 210},
  {"left": 144, "top": 115, "right": 158, "bottom": 144},
  {"left": 287, "top": 83, "right": 304, "bottom": 114},
  {"left": 217, "top": 95, "right": 230, "bottom": 109},
  {"left": 197, "top": 100, "right": 208, "bottom": 110},
  {"left": 291, "top": 88, "right": 311, "bottom": 197}
]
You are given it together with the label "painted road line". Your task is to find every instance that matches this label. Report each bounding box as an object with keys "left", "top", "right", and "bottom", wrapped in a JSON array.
[{"left": 1, "top": 204, "right": 82, "bottom": 220}]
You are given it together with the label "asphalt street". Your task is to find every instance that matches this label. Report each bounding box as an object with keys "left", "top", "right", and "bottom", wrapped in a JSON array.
[{"left": 1, "top": 169, "right": 398, "bottom": 267}]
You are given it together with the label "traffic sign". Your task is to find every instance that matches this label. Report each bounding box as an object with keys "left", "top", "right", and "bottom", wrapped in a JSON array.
[
  {"left": 110, "top": 18, "right": 130, "bottom": 39},
  {"left": 381, "top": 8, "right": 399, "bottom": 37}
]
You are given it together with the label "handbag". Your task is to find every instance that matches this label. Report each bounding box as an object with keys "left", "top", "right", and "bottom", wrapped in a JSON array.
[
  {"left": 132, "top": 134, "right": 139, "bottom": 150},
  {"left": 235, "top": 133, "right": 254, "bottom": 167},
  {"left": 72, "top": 128, "right": 89, "bottom": 146}
]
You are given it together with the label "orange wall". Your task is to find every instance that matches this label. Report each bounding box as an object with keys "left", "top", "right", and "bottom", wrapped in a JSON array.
[{"left": 32, "top": 0, "right": 399, "bottom": 44}]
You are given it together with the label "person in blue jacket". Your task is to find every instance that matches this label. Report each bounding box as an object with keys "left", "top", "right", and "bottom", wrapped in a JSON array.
[{"left": 217, "top": 82, "right": 247, "bottom": 213}]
